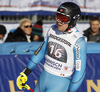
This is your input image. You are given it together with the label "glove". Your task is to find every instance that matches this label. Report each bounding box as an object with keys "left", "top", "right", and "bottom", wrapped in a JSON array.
[
  {"left": 16, "top": 72, "right": 27, "bottom": 90},
  {"left": 16, "top": 67, "right": 32, "bottom": 90}
]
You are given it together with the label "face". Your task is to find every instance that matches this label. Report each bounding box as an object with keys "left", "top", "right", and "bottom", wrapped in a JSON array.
[
  {"left": 90, "top": 20, "right": 100, "bottom": 33},
  {"left": 0, "top": 34, "right": 4, "bottom": 39},
  {"left": 56, "top": 13, "right": 69, "bottom": 32},
  {"left": 33, "top": 35, "right": 39, "bottom": 41},
  {"left": 21, "top": 22, "right": 32, "bottom": 35},
  {"left": 56, "top": 18, "right": 69, "bottom": 32}
]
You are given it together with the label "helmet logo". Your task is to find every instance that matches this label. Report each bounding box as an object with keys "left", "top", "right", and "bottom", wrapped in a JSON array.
[
  {"left": 60, "top": 9, "right": 63, "bottom": 12},
  {"left": 73, "top": 14, "right": 80, "bottom": 19}
]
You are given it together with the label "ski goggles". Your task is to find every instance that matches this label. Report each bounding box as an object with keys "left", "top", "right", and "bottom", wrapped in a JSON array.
[{"left": 56, "top": 13, "right": 70, "bottom": 24}]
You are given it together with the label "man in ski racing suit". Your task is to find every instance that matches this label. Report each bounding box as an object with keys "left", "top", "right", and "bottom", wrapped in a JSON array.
[{"left": 16, "top": 2, "right": 87, "bottom": 92}]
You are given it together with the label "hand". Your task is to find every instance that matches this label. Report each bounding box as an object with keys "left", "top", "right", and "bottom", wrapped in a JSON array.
[{"left": 16, "top": 72, "right": 28, "bottom": 90}]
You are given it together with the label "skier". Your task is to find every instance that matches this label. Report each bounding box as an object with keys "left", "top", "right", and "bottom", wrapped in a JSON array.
[{"left": 17, "top": 2, "right": 87, "bottom": 92}]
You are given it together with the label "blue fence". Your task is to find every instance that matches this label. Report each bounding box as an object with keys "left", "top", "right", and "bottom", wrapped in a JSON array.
[{"left": 0, "top": 42, "right": 100, "bottom": 92}]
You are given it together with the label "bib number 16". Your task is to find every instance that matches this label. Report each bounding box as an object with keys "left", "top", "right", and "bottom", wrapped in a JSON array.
[
  {"left": 50, "top": 45, "right": 62, "bottom": 58},
  {"left": 47, "top": 42, "right": 67, "bottom": 63}
]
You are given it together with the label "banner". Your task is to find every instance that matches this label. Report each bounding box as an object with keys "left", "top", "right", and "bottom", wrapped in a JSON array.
[
  {"left": 0, "top": 0, "right": 100, "bottom": 15},
  {"left": 0, "top": 53, "right": 100, "bottom": 92},
  {"left": 0, "top": 42, "right": 42, "bottom": 55},
  {"left": 0, "top": 54, "right": 45, "bottom": 92},
  {"left": 0, "top": 0, "right": 100, "bottom": 8},
  {"left": 0, "top": 42, "right": 100, "bottom": 92},
  {"left": 78, "top": 54, "right": 100, "bottom": 92}
]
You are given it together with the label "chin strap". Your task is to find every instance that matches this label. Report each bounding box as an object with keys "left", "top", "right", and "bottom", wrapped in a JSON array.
[
  {"left": 65, "top": 27, "right": 71, "bottom": 32},
  {"left": 65, "top": 25, "right": 71, "bottom": 32}
]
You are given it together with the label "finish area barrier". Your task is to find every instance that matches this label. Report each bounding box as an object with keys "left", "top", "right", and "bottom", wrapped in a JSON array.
[{"left": 0, "top": 42, "right": 100, "bottom": 92}]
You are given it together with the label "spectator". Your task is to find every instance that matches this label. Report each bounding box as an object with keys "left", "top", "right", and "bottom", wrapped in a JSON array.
[
  {"left": 0, "top": 25, "right": 7, "bottom": 43},
  {"left": 5, "top": 18, "right": 34, "bottom": 42},
  {"left": 32, "top": 20, "right": 44, "bottom": 41},
  {"left": 83, "top": 16, "right": 100, "bottom": 42}
]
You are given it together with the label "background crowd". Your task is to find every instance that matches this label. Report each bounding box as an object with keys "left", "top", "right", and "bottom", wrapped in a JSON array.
[
  {"left": 0, "top": 19, "right": 44, "bottom": 43},
  {"left": 0, "top": 16, "right": 100, "bottom": 43}
]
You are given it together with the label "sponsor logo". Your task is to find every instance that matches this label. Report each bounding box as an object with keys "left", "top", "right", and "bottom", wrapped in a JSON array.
[
  {"left": 34, "top": 41, "right": 44, "bottom": 55},
  {"left": 60, "top": 73, "right": 65, "bottom": 76},
  {"left": 64, "top": 66, "right": 68, "bottom": 70},
  {"left": 49, "top": 34, "right": 71, "bottom": 47},
  {"left": 87, "top": 80, "right": 100, "bottom": 92},
  {"left": 45, "top": 58, "right": 62, "bottom": 70},
  {"left": 73, "top": 14, "right": 80, "bottom": 19},
  {"left": 75, "top": 44, "right": 80, "bottom": 59},
  {"left": 76, "top": 60, "right": 81, "bottom": 71},
  {"left": 60, "top": 9, "right": 63, "bottom": 12}
]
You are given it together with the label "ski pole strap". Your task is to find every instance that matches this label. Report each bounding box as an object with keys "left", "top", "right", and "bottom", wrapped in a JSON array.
[
  {"left": 25, "top": 84, "right": 34, "bottom": 92},
  {"left": 30, "top": 88, "right": 34, "bottom": 92}
]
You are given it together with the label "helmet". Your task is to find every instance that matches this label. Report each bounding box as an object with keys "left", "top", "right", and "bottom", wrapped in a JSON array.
[{"left": 56, "top": 2, "right": 81, "bottom": 28}]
